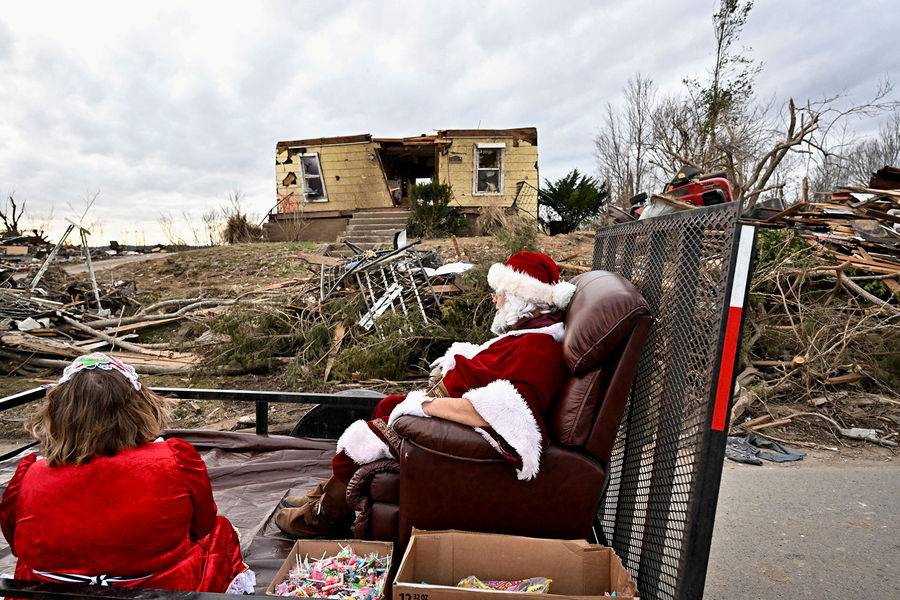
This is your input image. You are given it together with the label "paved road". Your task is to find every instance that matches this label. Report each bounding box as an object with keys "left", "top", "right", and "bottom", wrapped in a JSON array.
[
  {"left": 704, "top": 456, "right": 898, "bottom": 599},
  {"left": 62, "top": 251, "right": 173, "bottom": 275}
]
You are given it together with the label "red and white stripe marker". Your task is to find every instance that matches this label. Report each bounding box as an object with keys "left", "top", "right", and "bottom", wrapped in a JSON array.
[{"left": 711, "top": 224, "right": 755, "bottom": 431}]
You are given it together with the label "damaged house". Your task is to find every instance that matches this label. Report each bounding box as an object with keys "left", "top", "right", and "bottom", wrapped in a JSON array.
[{"left": 265, "top": 128, "right": 539, "bottom": 242}]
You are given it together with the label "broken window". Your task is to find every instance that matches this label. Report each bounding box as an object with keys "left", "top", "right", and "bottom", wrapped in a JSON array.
[
  {"left": 299, "top": 153, "right": 327, "bottom": 202},
  {"left": 473, "top": 143, "right": 505, "bottom": 195}
]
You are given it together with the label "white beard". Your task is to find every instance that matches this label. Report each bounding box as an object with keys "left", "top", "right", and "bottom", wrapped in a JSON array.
[
  {"left": 490, "top": 307, "right": 513, "bottom": 335},
  {"left": 490, "top": 294, "right": 540, "bottom": 335}
]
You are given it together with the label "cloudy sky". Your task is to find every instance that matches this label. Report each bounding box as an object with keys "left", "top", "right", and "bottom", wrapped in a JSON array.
[{"left": 1, "top": 1, "right": 896, "bottom": 245}]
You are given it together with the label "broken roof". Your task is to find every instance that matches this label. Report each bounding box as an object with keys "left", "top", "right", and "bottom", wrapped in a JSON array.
[{"left": 276, "top": 127, "right": 537, "bottom": 152}]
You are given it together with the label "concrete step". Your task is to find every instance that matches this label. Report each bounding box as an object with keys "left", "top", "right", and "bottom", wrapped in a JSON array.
[
  {"left": 345, "top": 224, "right": 407, "bottom": 235},
  {"left": 342, "top": 235, "right": 397, "bottom": 245},
  {"left": 353, "top": 209, "right": 410, "bottom": 216},
  {"left": 350, "top": 212, "right": 409, "bottom": 222},
  {"left": 346, "top": 221, "right": 408, "bottom": 230},
  {"left": 332, "top": 210, "right": 410, "bottom": 255},
  {"left": 347, "top": 218, "right": 410, "bottom": 228},
  {"left": 347, "top": 213, "right": 409, "bottom": 220}
]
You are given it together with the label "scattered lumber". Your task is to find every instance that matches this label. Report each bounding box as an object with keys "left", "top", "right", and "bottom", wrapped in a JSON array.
[
  {"left": 752, "top": 189, "right": 899, "bottom": 282},
  {"left": 556, "top": 262, "right": 591, "bottom": 273},
  {"left": 750, "top": 418, "right": 792, "bottom": 431}
]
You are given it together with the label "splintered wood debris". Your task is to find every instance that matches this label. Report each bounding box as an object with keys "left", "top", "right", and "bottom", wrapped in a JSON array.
[{"left": 751, "top": 187, "right": 900, "bottom": 280}]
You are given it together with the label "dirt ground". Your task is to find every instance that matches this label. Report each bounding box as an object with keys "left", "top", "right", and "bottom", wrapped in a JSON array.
[
  {"left": 1, "top": 233, "right": 597, "bottom": 443},
  {"left": 1, "top": 232, "right": 895, "bottom": 463}
]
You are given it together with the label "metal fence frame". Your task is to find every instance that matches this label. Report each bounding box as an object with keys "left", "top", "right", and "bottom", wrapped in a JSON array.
[{"left": 591, "top": 204, "right": 757, "bottom": 600}]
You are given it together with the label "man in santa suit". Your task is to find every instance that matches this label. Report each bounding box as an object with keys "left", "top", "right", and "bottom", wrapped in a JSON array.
[{"left": 275, "top": 251, "right": 577, "bottom": 538}]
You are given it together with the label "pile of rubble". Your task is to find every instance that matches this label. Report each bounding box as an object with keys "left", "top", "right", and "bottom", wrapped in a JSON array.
[
  {"left": 0, "top": 238, "right": 474, "bottom": 379},
  {"left": 753, "top": 186, "right": 900, "bottom": 286},
  {"left": 0, "top": 286, "right": 203, "bottom": 376}
]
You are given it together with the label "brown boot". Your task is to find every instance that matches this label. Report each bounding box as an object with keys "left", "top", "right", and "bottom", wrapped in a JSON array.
[
  {"left": 274, "top": 476, "right": 354, "bottom": 538},
  {"left": 279, "top": 480, "right": 328, "bottom": 509}
]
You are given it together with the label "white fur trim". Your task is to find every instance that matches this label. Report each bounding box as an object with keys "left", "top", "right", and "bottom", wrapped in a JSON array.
[
  {"left": 437, "top": 323, "right": 564, "bottom": 377},
  {"left": 336, "top": 420, "right": 392, "bottom": 465},
  {"left": 464, "top": 379, "right": 543, "bottom": 481},
  {"left": 433, "top": 341, "right": 483, "bottom": 374},
  {"left": 552, "top": 281, "right": 577, "bottom": 309},
  {"left": 504, "top": 321, "right": 566, "bottom": 343},
  {"left": 227, "top": 569, "right": 256, "bottom": 595},
  {"left": 387, "top": 389, "right": 431, "bottom": 427},
  {"left": 488, "top": 263, "right": 574, "bottom": 310}
]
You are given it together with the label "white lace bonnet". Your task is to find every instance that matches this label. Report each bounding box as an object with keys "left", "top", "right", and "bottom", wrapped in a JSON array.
[{"left": 57, "top": 353, "right": 142, "bottom": 391}]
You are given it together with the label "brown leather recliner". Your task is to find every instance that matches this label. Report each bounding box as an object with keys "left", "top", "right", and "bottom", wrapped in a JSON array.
[{"left": 347, "top": 270, "right": 651, "bottom": 552}]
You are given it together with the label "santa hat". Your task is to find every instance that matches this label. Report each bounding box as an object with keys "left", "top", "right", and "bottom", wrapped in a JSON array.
[{"left": 487, "top": 251, "right": 577, "bottom": 310}]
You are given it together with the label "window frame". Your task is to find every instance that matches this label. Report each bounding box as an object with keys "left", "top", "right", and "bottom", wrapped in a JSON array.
[
  {"left": 298, "top": 152, "right": 328, "bottom": 203},
  {"left": 472, "top": 143, "right": 506, "bottom": 196}
]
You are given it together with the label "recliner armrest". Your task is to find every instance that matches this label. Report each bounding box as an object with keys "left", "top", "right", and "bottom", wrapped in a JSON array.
[{"left": 392, "top": 415, "right": 501, "bottom": 460}]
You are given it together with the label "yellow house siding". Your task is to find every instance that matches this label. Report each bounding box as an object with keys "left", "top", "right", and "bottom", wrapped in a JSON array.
[
  {"left": 438, "top": 138, "right": 538, "bottom": 208},
  {"left": 276, "top": 142, "right": 392, "bottom": 213}
]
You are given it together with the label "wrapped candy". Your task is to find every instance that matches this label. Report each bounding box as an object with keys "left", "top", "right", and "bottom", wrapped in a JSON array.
[
  {"left": 274, "top": 546, "right": 390, "bottom": 600},
  {"left": 457, "top": 576, "right": 552, "bottom": 593}
]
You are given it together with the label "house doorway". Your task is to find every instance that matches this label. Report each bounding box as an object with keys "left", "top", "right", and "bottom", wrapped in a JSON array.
[{"left": 376, "top": 142, "right": 437, "bottom": 207}]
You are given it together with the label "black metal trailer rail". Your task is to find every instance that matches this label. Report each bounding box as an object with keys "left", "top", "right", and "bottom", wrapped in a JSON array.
[
  {"left": 0, "top": 387, "right": 380, "bottom": 462},
  {"left": 0, "top": 577, "right": 268, "bottom": 600}
]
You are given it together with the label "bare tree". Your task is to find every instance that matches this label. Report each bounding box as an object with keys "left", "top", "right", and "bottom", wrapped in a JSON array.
[
  {"left": 202, "top": 209, "right": 223, "bottom": 246},
  {"left": 649, "top": 0, "right": 896, "bottom": 207},
  {"left": 685, "top": 0, "right": 760, "bottom": 165},
  {"left": 598, "top": 1, "right": 898, "bottom": 208},
  {"left": 845, "top": 112, "right": 900, "bottom": 185},
  {"left": 595, "top": 74, "right": 659, "bottom": 206},
  {"left": 803, "top": 81, "right": 899, "bottom": 192},
  {"left": 181, "top": 210, "right": 202, "bottom": 246},
  {"left": 158, "top": 211, "right": 185, "bottom": 246},
  {"left": 1, "top": 192, "right": 26, "bottom": 235}
]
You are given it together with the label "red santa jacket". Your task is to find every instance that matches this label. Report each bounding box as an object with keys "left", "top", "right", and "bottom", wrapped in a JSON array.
[
  {"left": 337, "top": 319, "right": 569, "bottom": 481},
  {"left": 438, "top": 321, "right": 568, "bottom": 480},
  {"left": 0, "top": 438, "right": 247, "bottom": 592}
]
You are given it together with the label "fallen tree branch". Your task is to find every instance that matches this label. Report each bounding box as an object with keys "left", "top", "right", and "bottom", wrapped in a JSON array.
[
  {"left": 61, "top": 316, "right": 159, "bottom": 355},
  {"left": 785, "top": 411, "right": 899, "bottom": 447},
  {"left": 88, "top": 298, "right": 242, "bottom": 329},
  {"left": 837, "top": 271, "right": 900, "bottom": 316},
  {"left": 749, "top": 429, "right": 838, "bottom": 451},
  {"left": 0, "top": 348, "right": 193, "bottom": 375},
  {"left": 139, "top": 298, "right": 201, "bottom": 315},
  {"left": 750, "top": 418, "right": 792, "bottom": 431}
]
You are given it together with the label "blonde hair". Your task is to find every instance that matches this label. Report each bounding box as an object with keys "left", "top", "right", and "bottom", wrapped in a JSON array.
[{"left": 25, "top": 368, "right": 170, "bottom": 466}]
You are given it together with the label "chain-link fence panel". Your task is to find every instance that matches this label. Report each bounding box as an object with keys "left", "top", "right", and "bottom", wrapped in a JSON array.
[{"left": 591, "top": 203, "right": 756, "bottom": 600}]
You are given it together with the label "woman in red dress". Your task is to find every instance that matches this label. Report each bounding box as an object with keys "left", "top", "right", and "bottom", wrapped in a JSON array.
[{"left": 0, "top": 353, "right": 253, "bottom": 593}]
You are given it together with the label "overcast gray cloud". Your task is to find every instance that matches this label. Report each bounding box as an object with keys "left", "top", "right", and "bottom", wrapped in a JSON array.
[{"left": 0, "top": 0, "right": 896, "bottom": 244}]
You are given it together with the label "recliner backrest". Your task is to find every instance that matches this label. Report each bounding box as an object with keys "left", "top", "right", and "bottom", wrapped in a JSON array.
[{"left": 548, "top": 271, "right": 651, "bottom": 454}]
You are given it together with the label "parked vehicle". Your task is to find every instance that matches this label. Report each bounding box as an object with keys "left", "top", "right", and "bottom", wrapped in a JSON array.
[{"left": 630, "top": 166, "right": 735, "bottom": 219}]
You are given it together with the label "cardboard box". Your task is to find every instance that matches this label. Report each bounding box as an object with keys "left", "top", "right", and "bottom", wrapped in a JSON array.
[
  {"left": 266, "top": 539, "right": 394, "bottom": 597},
  {"left": 393, "top": 530, "right": 637, "bottom": 600}
]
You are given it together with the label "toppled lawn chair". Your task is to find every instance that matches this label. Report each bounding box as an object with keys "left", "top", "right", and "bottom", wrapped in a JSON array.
[{"left": 319, "top": 239, "right": 440, "bottom": 333}]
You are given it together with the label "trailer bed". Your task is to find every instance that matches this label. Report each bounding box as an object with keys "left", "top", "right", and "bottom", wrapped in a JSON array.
[{"left": 0, "top": 429, "right": 337, "bottom": 590}]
